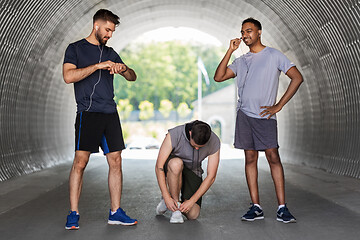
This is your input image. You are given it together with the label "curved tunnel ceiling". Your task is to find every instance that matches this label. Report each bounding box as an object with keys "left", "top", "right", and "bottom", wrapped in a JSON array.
[{"left": 0, "top": 0, "right": 359, "bottom": 181}]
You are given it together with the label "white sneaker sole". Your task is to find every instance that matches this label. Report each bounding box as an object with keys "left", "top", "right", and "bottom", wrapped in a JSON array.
[
  {"left": 108, "top": 220, "right": 138, "bottom": 226},
  {"left": 170, "top": 217, "right": 184, "bottom": 224},
  {"left": 65, "top": 226, "right": 79, "bottom": 230},
  {"left": 241, "top": 216, "right": 264, "bottom": 221},
  {"left": 277, "top": 217, "right": 296, "bottom": 223}
]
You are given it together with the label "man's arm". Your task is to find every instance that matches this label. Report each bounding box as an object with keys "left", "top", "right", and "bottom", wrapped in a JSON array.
[
  {"left": 155, "top": 133, "right": 179, "bottom": 212},
  {"left": 109, "top": 63, "right": 137, "bottom": 81},
  {"left": 179, "top": 149, "right": 220, "bottom": 213},
  {"left": 63, "top": 61, "right": 116, "bottom": 84},
  {"left": 213, "top": 38, "right": 240, "bottom": 82},
  {"left": 260, "top": 66, "right": 304, "bottom": 119}
]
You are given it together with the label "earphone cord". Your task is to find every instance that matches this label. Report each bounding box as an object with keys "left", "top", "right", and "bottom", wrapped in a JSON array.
[{"left": 86, "top": 45, "right": 103, "bottom": 111}]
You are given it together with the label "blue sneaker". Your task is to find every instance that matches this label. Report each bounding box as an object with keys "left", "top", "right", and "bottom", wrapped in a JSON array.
[
  {"left": 277, "top": 204, "right": 296, "bottom": 223},
  {"left": 241, "top": 203, "right": 264, "bottom": 221},
  {"left": 108, "top": 208, "right": 138, "bottom": 225},
  {"left": 65, "top": 211, "right": 79, "bottom": 230}
]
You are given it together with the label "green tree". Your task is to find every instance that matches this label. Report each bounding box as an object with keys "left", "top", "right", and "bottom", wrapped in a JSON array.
[
  {"left": 159, "top": 99, "right": 173, "bottom": 118},
  {"left": 139, "top": 100, "right": 154, "bottom": 120},
  {"left": 114, "top": 41, "right": 233, "bottom": 110}
]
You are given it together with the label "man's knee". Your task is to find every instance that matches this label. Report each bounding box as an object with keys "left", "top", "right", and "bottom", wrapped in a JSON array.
[
  {"left": 186, "top": 211, "right": 200, "bottom": 220},
  {"left": 245, "top": 150, "right": 258, "bottom": 165},
  {"left": 107, "top": 151, "right": 122, "bottom": 170},
  {"left": 73, "top": 151, "right": 90, "bottom": 172},
  {"left": 186, "top": 205, "right": 200, "bottom": 220},
  {"left": 265, "top": 148, "right": 281, "bottom": 165},
  {"left": 167, "top": 158, "right": 183, "bottom": 175}
]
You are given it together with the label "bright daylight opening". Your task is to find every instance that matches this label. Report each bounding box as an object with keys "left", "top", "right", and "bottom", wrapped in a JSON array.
[{"left": 114, "top": 27, "right": 241, "bottom": 159}]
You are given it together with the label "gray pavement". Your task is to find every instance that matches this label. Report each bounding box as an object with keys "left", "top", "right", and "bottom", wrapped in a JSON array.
[{"left": 1, "top": 154, "right": 360, "bottom": 240}]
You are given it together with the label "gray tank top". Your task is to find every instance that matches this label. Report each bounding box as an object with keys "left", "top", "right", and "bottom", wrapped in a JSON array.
[{"left": 168, "top": 123, "right": 221, "bottom": 177}]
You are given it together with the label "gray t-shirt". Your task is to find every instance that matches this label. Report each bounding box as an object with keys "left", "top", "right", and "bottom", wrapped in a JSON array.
[
  {"left": 228, "top": 47, "right": 295, "bottom": 119},
  {"left": 168, "top": 123, "right": 221, "bottom": 177}
]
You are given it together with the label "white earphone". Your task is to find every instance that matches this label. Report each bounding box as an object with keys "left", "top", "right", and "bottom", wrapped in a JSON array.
[{"left": 95, "top": 26, "right": 99, "bottom": 30}]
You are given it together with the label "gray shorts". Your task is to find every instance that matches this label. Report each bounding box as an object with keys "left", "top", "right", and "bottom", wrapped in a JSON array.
[{"left": 234, "top": 110, "right": 279, "bottom": 151}]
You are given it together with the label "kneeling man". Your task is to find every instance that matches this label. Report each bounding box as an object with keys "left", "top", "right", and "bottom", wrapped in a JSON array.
[{"left": 155, "top": 120, "right": 220, "bottom": 223}]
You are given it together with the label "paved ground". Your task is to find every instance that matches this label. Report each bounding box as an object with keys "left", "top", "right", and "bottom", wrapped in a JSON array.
[{"left": 1, "top": 151, "right": 360, "bottom": 240}]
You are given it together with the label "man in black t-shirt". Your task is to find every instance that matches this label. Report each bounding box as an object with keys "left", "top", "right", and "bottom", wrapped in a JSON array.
[{"left": 63, "top": 9, "right": 137, "bottom": 230}]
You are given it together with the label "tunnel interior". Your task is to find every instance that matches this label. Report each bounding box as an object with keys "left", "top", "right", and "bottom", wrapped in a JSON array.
[{"left": 0, "top": 0, "right": 359, "bottom": 181}]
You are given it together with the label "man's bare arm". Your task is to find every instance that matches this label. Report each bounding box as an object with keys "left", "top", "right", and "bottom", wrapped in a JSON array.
[
  {"left": 260, "top": 66, "right": 304, "bottom": 119},
  {"left": 179, "top": 149, "right": 220, "bottom": 213},
  {"left": 63, "top": 61, "right": 115, "bottom": 84},
  {"left": 214, "top": 38, "right": 239, "bottom": 82},
  {"left": 155, "top": 133, "right": 179, "bottom": 212}
]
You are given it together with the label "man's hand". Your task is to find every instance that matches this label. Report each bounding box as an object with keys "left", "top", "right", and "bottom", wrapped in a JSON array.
[
  {"left": 164, "top": 196, "right": 179, "bottom": 212},
  {"left": 179, "top": 199, "right": 196, "bottom": 214},
  {"left": 260, "top": 104, "right": 283, "bottom": 119},
  {"left": 96, "top": 60, "right": 115, "bottom": 70},
  {"left": 96, "top": 61, "right": 128, "bottom": 75},
  {"left": 109, "top": 63, "right": 128, "bottom": 75},
  {"left": 229, "top": 38, "right": 241, "bottom": 51}
]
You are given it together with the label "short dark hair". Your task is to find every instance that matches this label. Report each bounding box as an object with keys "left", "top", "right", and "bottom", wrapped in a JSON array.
[
  {"left": 93, "top": 9, "right": 120, "bottom": 25},
  {"left": 191, "top": 120, "right": 212, "bottom": 145},
  {"left": 242, "top": 17, "right": 262, "bottom": 30}
]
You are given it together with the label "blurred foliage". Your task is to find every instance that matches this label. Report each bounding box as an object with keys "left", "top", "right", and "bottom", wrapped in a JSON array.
[
  {"left": 114, "top": 41, "right": 234, "bottom": 110},
  {"left": 159, "top": 99, "right": 174, "bottom": 118},
  {"left": 177, "top": 102, "right": 192, "bottom": 118},
  {"left": 117, "top": 99, "right": 133, "bottom": 120},
  {"left": 139, "top": 100, "right": 154, "bottom": 120}
]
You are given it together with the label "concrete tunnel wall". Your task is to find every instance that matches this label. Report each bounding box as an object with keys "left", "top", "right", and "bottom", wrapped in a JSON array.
[{"left": 0, "top": 0, "right": 359, "bottom": 181}]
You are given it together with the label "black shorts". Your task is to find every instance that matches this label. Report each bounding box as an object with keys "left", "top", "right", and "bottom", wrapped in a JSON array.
[
  {"left": 75, "top": 111, "right": 125, "bottom": 154},
  {"left": 164, "top": 158, "right": 203, "bottom": 207}
]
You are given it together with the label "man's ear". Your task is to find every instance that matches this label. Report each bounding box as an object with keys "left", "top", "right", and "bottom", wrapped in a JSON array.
[{"left": 258, "top": 29, "right": 262, "bottom": 37}]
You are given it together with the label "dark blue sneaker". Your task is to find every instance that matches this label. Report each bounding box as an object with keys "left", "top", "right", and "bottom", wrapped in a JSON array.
[
  {"left": 108, "top": 208, "right": 138, "bottom": 226},
  {"left": 241, "top": 203, "right": 264, "bottom": 221},
  {"left": 277, "top": 204, "right": 296, "bottom": 223},
  {"left": 65, "top": 211, "right": 79, "bottom": 230}
]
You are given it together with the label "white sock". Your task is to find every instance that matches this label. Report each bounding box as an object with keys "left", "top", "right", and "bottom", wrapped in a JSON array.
[
  {"left": 111, "top": 210, "right": 117, "bottom": 215},
  {"left": 254, "top": 204, "right": 262, "bottom": 210},
  {"left": 278, "top": 205, "right": 285, "bottom": 211}
]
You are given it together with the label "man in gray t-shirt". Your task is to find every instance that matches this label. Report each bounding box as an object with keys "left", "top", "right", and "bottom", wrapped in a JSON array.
[
  {"left": 155, "top": 120, "right": 220, "bottom": 223},
  {"left": 214, "top": 18, "right": 303, "bottom": 223}
]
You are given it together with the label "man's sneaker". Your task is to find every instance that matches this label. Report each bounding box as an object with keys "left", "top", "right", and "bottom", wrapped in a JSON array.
[
  {"left": 241, "top": 203, "right": 264, "bottom": 221},
  {"left": 156, "top": 199, "right": 168, "bottom": 215},
  {"left": 277, "top": 204, "right": 296, "bottom": 223},
  {"left": 108, "top": 208, "right": 138, "bottom": 226},
  {"left": 170, "top": 202, "right": 184, "bottom": 224},
  {"left": 65, "top": 211, "right": 80, "bottom": 230}
]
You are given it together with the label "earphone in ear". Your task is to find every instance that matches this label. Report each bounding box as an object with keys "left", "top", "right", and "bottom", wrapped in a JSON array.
[{"left": 95, "top": 26, "right": 99, "bottom": 30}]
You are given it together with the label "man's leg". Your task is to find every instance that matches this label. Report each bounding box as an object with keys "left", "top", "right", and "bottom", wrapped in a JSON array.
[
  {"left": 166, "top": 158, "right": 184, "bottom": 223},
  {"left": 241, "top": 150, "right": 265, "bottom": 221},
  {"left": 69, "top": 150, "right": 91, "bottom": 213},
  {"left": 244, "top": 150, "right": 260, "bottom": 204},
  {"left": 166, "top": 157, "right": 183, "bottom": 201},
  {"left": 264, "top": 148, "right": 285, "bottom": 205},
  {"left": 265, "top": 148, "right": 296, "bottom": 223},
  {"left": 106, "top": 150, "right": 137, "bottom": 225},
  {"left": 184, "top": 203, "right": 200, "bottom": 220},
  {"left": 106, "top": 151, "right": 122, "bottom": 211}
]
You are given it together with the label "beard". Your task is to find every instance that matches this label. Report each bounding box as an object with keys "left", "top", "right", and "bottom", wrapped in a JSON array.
[{"left": 95, "top": 31, "right": 108, "bottom": 45}]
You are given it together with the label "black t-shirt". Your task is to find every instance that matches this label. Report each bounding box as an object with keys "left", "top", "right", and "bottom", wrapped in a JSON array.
[{"left": 63, "top": 39, "right": 124, "bottom": 113}]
